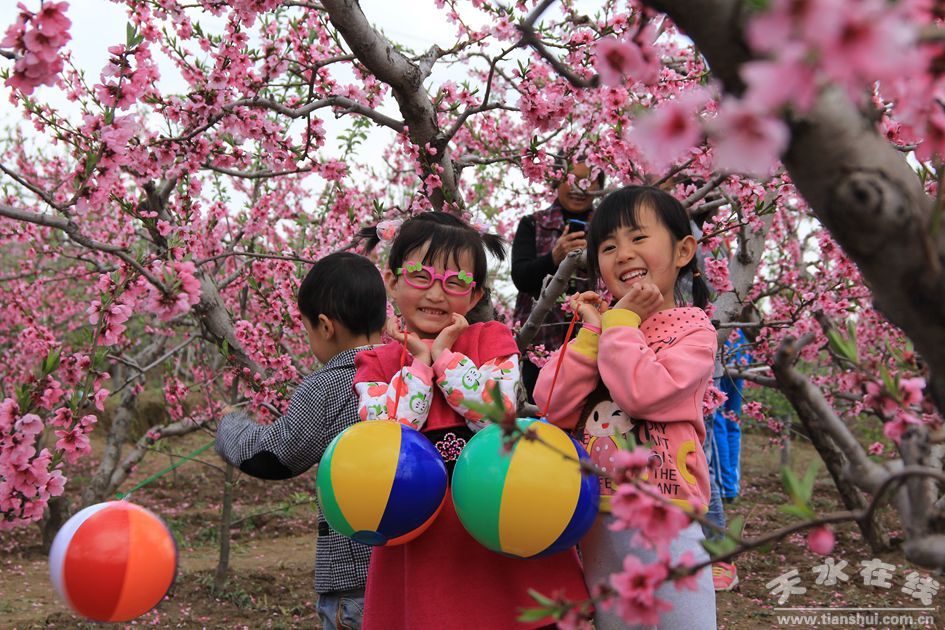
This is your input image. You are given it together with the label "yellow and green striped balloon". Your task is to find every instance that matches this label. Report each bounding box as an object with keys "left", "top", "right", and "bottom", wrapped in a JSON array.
[
  {"left": 451, "top": 418, "right": 599, "bottom": 558},
  {"left": 316, "top": 420, "right": 447, "bottom": 546}
]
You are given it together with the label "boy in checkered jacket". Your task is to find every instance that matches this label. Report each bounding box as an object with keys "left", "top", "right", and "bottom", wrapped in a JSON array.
[{"left": 216, "top": 252, "right": 386, "bottom": 630}]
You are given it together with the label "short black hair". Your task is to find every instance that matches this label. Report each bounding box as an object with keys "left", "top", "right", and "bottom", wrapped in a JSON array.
[
  {"left": 356, "top": 212, "right": 506, "bottom": 288},
  {"left": 587, "top": 185, "right": 710, "bottom": 309},
  {"left": 297, "top": 252, "right": 386, "bottom": 337}
]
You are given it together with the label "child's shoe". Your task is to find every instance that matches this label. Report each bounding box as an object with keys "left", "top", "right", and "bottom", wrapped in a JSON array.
[{"left": 712, "top": 562, "right": 739, "bottom": 592}]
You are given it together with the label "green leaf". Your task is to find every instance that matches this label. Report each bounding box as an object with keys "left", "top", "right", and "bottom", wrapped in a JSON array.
[
  {"left": 92, "top": 347, "right": 110, "bottom": 371},
  {"left": 42, "top": 347, "right": 62, "bottom": 376},
  {"left": 526, "top": 588, "right": 557, "bottom": 607},
  {"left": 611, "top": 430, "right": 637, "bottom": 452},
  {"left": 15, "top": 383, "right": 31, "bottom": 412},
  {"left": 779, "top": 503, "right": 815, "bottom": 520},
  {"left": 727, "top": 515, "right": 745, "bottom": 540},
  {"left": 702, "top": 536, "right": 737, "bottom": 557},
  {"left": 780, "top": 466, "right": 802, "bottom": 501},
  {"left": 518, "top": 607, "right": 555, "bottom": 623},
  {"left": 879, "top": 364, "right": 898, "bottom": 402},
  {"left": 82, "top": 151, "right": 100, "bottom": 178},
  {"left": 800, "top": 461, "right": 819, "bottom": 501},
  {"left": 823, "top": 328, "right": 854, "bottom": 364},
  {"left": 844, "top": 320, "right": 859, "bottom": 363},
  {"left": 460, "top": 382, "right": 509, "bottom": 426}
]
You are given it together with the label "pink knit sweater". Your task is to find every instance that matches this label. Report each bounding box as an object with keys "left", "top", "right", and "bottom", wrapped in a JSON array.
[{"left": 535, "top": 307, "right": 717, "bottom": 510}]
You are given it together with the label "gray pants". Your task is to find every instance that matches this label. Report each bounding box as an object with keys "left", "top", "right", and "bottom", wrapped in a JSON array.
[{"left": 581, "top": 516, "right": 717, "bottom": 630}]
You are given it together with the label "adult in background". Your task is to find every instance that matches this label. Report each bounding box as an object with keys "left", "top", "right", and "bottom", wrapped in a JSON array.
[{"left": 511, "top": 159, "right": 604, "bottom": 403}]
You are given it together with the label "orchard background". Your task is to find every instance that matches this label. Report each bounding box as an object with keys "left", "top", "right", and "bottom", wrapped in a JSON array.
[{"left": 1, "top": 0, "right": 944, "bottom": 626}]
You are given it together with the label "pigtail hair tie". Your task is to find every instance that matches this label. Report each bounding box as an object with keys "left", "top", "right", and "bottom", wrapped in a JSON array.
[{"left": 376, "top": 218, "right": 403, "bottom": 242}]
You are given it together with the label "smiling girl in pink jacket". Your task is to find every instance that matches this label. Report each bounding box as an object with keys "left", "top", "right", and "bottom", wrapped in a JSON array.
[{"left": 535, "top": 185, "right": 717, "bottom": 630}]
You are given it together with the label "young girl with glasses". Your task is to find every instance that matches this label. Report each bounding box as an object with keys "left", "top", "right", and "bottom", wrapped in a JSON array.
[{"left": 353, "top": 212, "right": 589, "bottom": 630}]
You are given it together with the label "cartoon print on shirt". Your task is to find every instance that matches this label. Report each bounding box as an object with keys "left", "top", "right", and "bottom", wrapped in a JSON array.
[
  {"left": 584, "top": 397, "right": 632, "bottom": 489},
  {"left": 576, "top": 381, "right": 694, "bottom": 499}
]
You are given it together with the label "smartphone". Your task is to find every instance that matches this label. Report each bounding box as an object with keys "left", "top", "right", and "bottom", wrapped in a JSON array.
[{"left": 566, "top": 218, "right": 588, "bottom": 233}]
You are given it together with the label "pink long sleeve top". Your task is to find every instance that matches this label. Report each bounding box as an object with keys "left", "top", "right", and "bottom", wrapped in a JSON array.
[{"left": 534, "top": 307, "right": 717, "bottom": 512}]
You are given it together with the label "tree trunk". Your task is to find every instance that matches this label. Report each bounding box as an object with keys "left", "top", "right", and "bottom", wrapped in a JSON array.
[
  {"left": 802, "top": 422, "right": 890, "bottom": 553},
  {"left": 40, "top": 495, "right": 70, "bottom": 554},
  {"left": 213, "top": 462, "right": 235, "bottom": 594}
]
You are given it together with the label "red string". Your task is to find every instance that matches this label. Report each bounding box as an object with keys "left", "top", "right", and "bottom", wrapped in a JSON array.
[
  {"left": 540, "top": 312, "right": 581, "bottom": 419},
  {"left": 390, "top": 319, "right": 410, "bottom": 422}
]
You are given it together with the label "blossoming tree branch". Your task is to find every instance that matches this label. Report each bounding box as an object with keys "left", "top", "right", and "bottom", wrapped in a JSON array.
[{"left": 1, "top": 0, "right": 944, "bottom": 623}]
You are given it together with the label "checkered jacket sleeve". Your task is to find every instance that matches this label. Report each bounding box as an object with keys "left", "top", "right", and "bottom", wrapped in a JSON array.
[{"left": 216, "top": 373, "right": 334, "bottom": 479}]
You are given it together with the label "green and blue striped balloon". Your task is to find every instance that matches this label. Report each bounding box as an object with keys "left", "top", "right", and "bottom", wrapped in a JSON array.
[{"left": 451, "top": 418, "right": 599, "bottom": 558}]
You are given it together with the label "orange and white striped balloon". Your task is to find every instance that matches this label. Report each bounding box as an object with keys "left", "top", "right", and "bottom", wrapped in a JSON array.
[{"left": 49, "top": 501, "right": 178, "bottom": 622}]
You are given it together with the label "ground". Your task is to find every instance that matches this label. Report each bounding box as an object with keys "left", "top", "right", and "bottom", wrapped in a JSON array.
[{"left": 1, "top": 427, "right": 942, "bottom": 629}]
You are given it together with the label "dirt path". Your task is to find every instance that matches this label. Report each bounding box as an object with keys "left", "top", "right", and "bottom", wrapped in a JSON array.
[
  {"left": 2, "top": 430, "right": 942, "bottom": 628},
  {"left": 3, "top": 534, "right": 316, "bottom": 628}
]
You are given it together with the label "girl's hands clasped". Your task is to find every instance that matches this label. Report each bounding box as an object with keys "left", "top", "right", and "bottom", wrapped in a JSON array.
[
  {"left": 613, "top": 281, "right": 663, "bottom": 322},
  {"left": 569, "top": 291, "right": 608, "bottom": 329},
  {"left": 432, "top": 313, "right": 469, "bottom": 362},
  {"left": 386, "top": 317, "right": 432, "bottom": 365}
]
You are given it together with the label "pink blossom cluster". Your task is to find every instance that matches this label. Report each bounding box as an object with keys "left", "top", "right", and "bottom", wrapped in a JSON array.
[
  {"left": 87, "top": 296, "right": 133, "bottom": 346},
  {"left": 146, "top": 260, "right": 202, "bottom": 321},
  {"left": 1, "top": 1, "right": 71, "bottom": 95},
  {"left": 701, "top": 382, "right": 728, "bottom": 418},
  {"left": 863, "top": 376, "right": 933, "bottom": 443},
  {"left": 94, "top": 43, "right": 160, "bottom": 111},
  {"left": 599, "top": 448, "right": 700, "bottom": 625},
  {"left": 518, "top": 68, "right": 575, "bottom": 132},
  {"left": 741, "top": 0, "right": 945, "bottom": 162},
  {"left": 0, "top": 399, "right": 65, "bottom": 529},
  {"left": 593, "top": 22, "right": 660, "bottom": 88}
]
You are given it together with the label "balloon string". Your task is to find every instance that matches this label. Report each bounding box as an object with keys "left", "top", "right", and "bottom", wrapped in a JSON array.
[
  {"left": 541, "top": 312, "right": 581, "bottom": 419},
  {"left": 390, "top": 318, "right": 410, "bottom": 423},
  {"left": 115, "top": 439, "right": 216, "bottom": 500}
]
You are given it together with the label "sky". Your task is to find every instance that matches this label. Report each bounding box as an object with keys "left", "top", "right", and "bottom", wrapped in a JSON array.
[
  {"left": 0, "top": 1, "right": 490, "bottom": 146},
  {"left": 0, "top": 0, "right": 537, "bottom": 299}
]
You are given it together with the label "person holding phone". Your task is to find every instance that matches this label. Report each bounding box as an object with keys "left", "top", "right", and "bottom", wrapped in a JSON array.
[{"left": 511, "top": 158, "right": 605, "bottom": 402}]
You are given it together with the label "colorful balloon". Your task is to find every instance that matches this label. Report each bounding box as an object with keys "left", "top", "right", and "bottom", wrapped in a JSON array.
[
  {"left": 49, "top": 501, "right": 178, "bottom": 622},
  {"left": 451, "top": 418, "right": 599, "bottom": 558},
  {"left": 316, "top": 420, "right": 448, "bottom": 546}
]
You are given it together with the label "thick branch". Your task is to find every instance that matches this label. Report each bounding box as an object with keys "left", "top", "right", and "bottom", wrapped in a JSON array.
[
  {"left": 643, "top": 0, "right": 945, "bottom": 430},
  {"left": 515, "top": 0, "right": 599, "bottom": 89},
  {"left": 81, "top": 340, "right": 166, "bottom": 505},
  {"left": 0, "top": 203, "right": 165, "bottom": 289},
  {"left": 106, "top": 418, "right": 209, "bottom": 499},
  {"left": 682, "top": 173, "right": 727, "bottom": 208},
  {"left": 712, "top": 205, "right": 773, "bottom": 346},
  {"left": 515, "top": 249, "right": 584, "bottom": 353},
  {"left": 320, "top": 0, "right": 460, "bottom": 209},
  {"left": 203, "top": 164, "right": 315, "bottom": 179},
  {"left": 193, "top": 275, "right": 265, "bottom": 377},
  {"left": 772, "top": 334, "right": 888, "bottom": 492}
]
